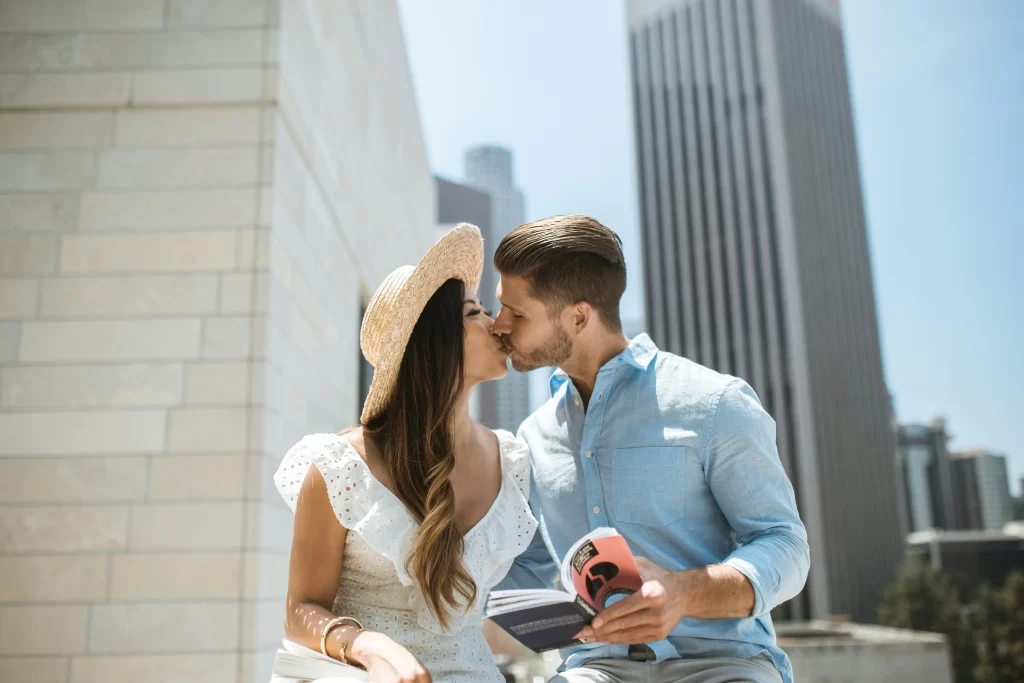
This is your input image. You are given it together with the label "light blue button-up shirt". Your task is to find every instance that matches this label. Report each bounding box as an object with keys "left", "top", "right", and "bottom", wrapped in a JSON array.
[{"left": 496, "top": 334, "right": 809, "bottom": 683}]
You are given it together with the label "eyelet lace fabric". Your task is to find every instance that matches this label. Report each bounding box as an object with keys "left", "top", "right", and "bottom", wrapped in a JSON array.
[{"left": 274, "top": 429, "right": 537, "bottom": 683}]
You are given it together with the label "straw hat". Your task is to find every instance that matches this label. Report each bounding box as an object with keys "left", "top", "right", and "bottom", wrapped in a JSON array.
[{"left": 359, "top": 223, "right": 484, "bottom": 424}]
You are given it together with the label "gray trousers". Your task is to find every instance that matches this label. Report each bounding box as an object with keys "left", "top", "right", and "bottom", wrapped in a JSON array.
[{"left": 549, "top": 654, "right": 783, "bottom": 683}]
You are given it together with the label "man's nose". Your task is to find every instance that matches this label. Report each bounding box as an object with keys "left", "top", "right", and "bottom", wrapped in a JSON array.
[{"left": 492, "top": 308, "right": 512, "bottom": 335}]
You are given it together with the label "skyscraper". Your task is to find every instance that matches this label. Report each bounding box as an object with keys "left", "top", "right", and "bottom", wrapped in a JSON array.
[
  {"left": 950, "top": 450, "right": 1014, "bottom": 531},
  {"left": 628, "top": 0, "right": 902, "bottom": 621},
  {"left": 897, "top": 420, "right": 959, "bottom": 533},
  {"left": 464, "top": 145, "right": 532, "bottom": 433},
  {"left": 435, "top": 176, "right": 502, "bottom": 428}
]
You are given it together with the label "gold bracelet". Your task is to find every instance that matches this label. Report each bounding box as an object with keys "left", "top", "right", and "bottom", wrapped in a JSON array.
[
  {"left": 320, "top": 616, "right": 366, "bottom": 662},
  {"left": 335, "top": 617, "right": 365, "bottom": 664},
  {"left": 320, "top": 617, "right": 345, "bottom": 657}
]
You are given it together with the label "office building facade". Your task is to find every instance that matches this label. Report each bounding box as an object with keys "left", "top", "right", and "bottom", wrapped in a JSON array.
[
  {"left": 950, "top": 450, "right": 1015, "bottom": 532},
  {"left": 628, "top": 0, "right": 902, "bottom": 621}
]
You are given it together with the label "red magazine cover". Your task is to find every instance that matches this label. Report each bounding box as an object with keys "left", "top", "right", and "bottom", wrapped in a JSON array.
[{"left": 568, "top": 533, "right": 643, "bottom": 611}]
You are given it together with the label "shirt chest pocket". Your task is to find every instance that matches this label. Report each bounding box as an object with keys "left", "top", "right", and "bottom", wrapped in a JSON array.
[{"left": 610, "top": 446, "right": 687, "bottom": 528}]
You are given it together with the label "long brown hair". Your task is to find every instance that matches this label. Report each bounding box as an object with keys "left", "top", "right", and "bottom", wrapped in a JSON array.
[{"left": 362, "top": 278, "right": 476, "bottom": 627}]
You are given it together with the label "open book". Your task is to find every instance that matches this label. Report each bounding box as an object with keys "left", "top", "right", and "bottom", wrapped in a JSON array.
[
  {"left": 486, "top": 527, "right": 642, "bottom": 652},
  {"left": 271, "top": 639, "right": 369, "bottom": 682}
]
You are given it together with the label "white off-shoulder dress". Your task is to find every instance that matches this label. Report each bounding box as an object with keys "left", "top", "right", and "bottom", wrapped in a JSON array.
[{"left": 274, "top": 429, "right": 538, "bottom": 683}]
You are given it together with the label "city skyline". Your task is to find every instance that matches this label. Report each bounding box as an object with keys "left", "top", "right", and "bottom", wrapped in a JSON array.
[{"left": 397, "top": 0, "right": 1023, "bottom": 494}]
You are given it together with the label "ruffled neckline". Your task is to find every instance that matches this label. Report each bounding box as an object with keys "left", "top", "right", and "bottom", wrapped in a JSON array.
[{"left": 273, "top": 428, "right": 537, "bottom": 634}]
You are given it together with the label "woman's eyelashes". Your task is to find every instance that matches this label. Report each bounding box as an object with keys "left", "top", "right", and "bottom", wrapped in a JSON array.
[{"left": 465, "top": 309, "right": 493, "bottom": 318}]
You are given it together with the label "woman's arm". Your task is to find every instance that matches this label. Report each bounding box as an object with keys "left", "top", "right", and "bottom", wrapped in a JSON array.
[{"left": 285, "top": 465, "right": 431, "bottom": 682}]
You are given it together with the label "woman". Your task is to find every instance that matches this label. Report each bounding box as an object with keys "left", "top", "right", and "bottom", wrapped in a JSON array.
[{"left": 274, "top": 224, "right": 537, "bottom": 683}]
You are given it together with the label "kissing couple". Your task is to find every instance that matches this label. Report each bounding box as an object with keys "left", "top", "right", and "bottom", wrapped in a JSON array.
[{"left": 274, "top": 215, "right": 809, "bottom": 683}]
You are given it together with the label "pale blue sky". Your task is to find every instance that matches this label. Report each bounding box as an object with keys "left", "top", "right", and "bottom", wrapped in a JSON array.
[{"left": 397, "top": 0, "right": 1023, "bottom": 495}]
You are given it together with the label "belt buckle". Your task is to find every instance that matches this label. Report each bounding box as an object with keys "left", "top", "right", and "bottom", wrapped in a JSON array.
[{"left": 627, "top": 644, "right": 655, "bottom": 661}]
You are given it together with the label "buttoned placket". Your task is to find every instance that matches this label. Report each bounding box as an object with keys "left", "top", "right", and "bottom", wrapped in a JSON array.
[{"left": 567, "top": 364, "right": 619, "bottom": 531}]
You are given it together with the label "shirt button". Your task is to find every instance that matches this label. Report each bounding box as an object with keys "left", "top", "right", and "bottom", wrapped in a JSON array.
[
  {"left": 574, "top": 398, "right": 581, "bottom": 406},
  {"left": 592, "top": 506, "right": 601, "bottom": 514},
  {"left": 585, "top": 450, "right": 593, "bottom": 458}
]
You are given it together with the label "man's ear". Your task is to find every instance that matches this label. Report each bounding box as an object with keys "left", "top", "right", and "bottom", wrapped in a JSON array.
[{"left": 566, "top": 301, "right": 592, "bottom": 334}]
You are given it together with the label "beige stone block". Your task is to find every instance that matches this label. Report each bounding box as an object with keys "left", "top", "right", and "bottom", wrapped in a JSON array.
[
  {"left": 0, "top": 457, "right": 147, "bottom": 503},
  {"left": 0, "top": 33, "right": 148, "bottom": 71},
  {"left": 149, "top": 454, "right": 246, "bottom": 500},
  {"left": 0, "top": 606, "right": 88, "bottom": 655},
  {"left": 0, "top": 235, "right": 56, "bottom": 274},
  {"left": 71, "top": 654, "right": 237, "bottom": 683},
  {"left": 0, "top": 410, "right": 166, "bottom": 456},
  {"left": 0, "top": 193, "right": 78, "bottom": 232},
  {"left": 240, "top": 598, "right": 285, "bottom": 650},
  {"left": 237, "top": 227, "right": 270, "bottom": 269},
  {"left": 0, "top": 657, "right": 68, "bottom": 683},
  {"left": 19, "top": 319, "right": 201, "bottom": 362},
  {"left": 0, "top": 72, "right": 131, "bottom": 109},
  {"left": 167, "top": 406, "right": 248, "bottom": 452},
  {"left": 60, "top": 232, "right": 237, "bottom": 273},
  {"left": 115, "top": 107, "right": 261, "bottom": 147},
  {"left": 130, "top": 502, "right": 244, "bottom": 549},
  {"left": 184, "top": 361, "right": 249, "bottom": 404},
  {"left": 263, "top": 66, "right": 278, "bottom": 100},
  {"left": 88, "top": 602, "right": 239, "bottom": 653},
  {"left": 111, "top": 551, "right": 242, "bottom": 600},
  {"left": 168, "top": 0, "right": 273, "bottom": 28},
  {"left": 0, "top": 555, "right": 107, "bottom": 603},
  {"left": 219, "top": 271, "right": 265, "bottom": 313},
  {"left": 0, "top": 277, "right": 38, "bottom": 318},
  {"left": 266, "top": 28, "right": 280, "bottom": 64},
  {"left": 0, "top": 112, "right": 114, "bottom": 149},
  {"left": 132, "top": 68, "right": 266, "bottom": 106},
  {"left": 0, "top": 322, "right": 20, "bottom": 360},
  {"left": 97, "top": 148, "right": 259, "bottom": 189},
  {"left": 0, "top": 151, "right": 95, "bottom": 190},
  {"left": 79, "top": 188, "right": 257, "bottom": 232},
  {"left": 260, "top": 106, "right": 277, "bottom": 143},
  {"left": 40, "top": 275, "right": 218, "bottom": 317},
  {"left": 2, "top": 364, "right": 183, "bottom": 409},
  {"left": 243, "top": 551, "right": 289, "bottom": 599},
  {"left": 0, "top": 506, "right": 128, "bottom": 552},
  {"left": 244, "top": 501, "right": 293, "bottom": 553},
  {"left": 149, "top": 30, "right": 266, "bottom": 67},
  {"left": 0, "top": 0, "right": 165, "bottom": 31},
  {"left": 202, "top": 316, "right": 251, "bottom": 359}
]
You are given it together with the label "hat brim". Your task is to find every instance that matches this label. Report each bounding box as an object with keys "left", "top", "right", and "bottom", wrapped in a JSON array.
[{"left": 359, "top": 223, "right": 484, "bottom": 424}]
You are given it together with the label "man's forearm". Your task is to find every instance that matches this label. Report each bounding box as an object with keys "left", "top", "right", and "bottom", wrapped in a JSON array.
[{"left": 671, "top": 564, "right": 755, "bottom": 619}]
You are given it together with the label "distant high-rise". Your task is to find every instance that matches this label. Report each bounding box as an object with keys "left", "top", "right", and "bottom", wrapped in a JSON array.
[
  {"left": 464, "top": 145, "right": 532, "bottom": 432},
  {"left": 896, "top": 420, "right": 959, "bottom": 533},
  {"left": 628, "top": 0, "right": 902, "bottom": 621},
  {"left": 435, "top": 176, "right": 503, "bottom": 428},
  {"left": 950, "top": 450, "right": 1014, "bottom": 531}
]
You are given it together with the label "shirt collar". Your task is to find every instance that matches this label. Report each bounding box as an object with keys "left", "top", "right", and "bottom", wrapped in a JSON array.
[{"left": 549, "top": 333, "right": 659, "bottom": 396}]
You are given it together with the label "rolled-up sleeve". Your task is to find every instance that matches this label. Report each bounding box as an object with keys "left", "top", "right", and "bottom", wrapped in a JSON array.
[{"left": 703, "top": 380, "right": 810, "bottom": 617}]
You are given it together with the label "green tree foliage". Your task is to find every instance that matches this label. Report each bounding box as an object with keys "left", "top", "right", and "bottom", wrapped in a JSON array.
[
  {"left": 877, "top": 558, "right": 977, "bottom": 683},
  {"left": 970, "top": 570, "right": 1024, "bottom": 683}
]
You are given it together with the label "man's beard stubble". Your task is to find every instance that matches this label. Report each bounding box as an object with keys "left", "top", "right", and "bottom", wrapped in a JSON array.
[{"left": 506, "top": 323, "right": 573, "bottom": 373}]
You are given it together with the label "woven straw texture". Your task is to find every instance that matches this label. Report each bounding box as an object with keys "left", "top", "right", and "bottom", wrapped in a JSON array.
[{"left": 359, "top": 223, "right": 483, "bottom": 424}]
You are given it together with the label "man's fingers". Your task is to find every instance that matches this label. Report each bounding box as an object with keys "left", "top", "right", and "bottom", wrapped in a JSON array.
[
  {"left": 592, "top": 627, "right": 659, "bottom": 645},
  {"left": 590, "top": 591, "right": 646, "bottom": 629},
  {"left": 592, "top": 610, "right": 649, "bottom": 637}
]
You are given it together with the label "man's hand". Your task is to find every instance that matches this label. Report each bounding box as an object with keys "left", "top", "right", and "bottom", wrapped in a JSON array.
[{"left": 578, "top": 557, "right": 685, "bottom": 645}]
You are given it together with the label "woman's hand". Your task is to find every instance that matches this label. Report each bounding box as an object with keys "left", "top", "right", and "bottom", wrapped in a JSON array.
[{"left": 350, "top": 631, "right": 432, "bottom": 683}]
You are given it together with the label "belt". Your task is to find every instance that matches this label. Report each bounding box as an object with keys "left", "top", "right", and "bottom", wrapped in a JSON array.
[{"left": 627, "top": 644, "right": 656, "bottom": 661}]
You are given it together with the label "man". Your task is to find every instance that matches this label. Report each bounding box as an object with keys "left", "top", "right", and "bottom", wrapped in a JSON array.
[{"left": 491, "top": 215, "right": 809, "bottom": 683}]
